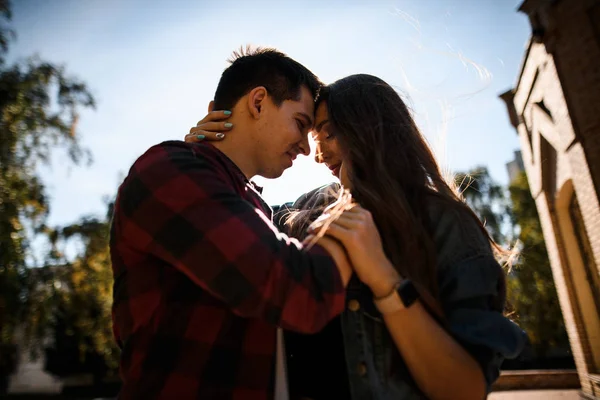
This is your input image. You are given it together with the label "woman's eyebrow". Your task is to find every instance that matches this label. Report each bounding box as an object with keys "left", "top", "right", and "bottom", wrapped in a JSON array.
[{"left": 314, "top": 119, "right": 329, "bottom": 132}]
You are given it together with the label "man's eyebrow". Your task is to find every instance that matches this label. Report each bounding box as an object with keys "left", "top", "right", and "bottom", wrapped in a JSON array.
[
  {"left": 296, "top": 112, "right": 314, "bottom": 128},
  {"left": 314, "top": 119, "right": 329, "bottom": 132}
]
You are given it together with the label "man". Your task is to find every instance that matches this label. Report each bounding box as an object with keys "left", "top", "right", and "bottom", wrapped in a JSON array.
[{"left": 110, "top": 47, "right": 352, "bottom": 399}]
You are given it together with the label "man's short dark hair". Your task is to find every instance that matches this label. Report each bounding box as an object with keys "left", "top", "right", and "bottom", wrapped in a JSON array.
[{"left": 213, "top": 46, "right": 322, "bottom": 110}]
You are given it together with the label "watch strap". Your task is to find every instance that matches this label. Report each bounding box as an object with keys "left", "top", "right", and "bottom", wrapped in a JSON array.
[{"left": 374, "top": 279, "right": 419, "bottom": 314}]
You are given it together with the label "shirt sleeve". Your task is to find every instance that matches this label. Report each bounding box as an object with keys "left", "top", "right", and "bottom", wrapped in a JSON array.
[
  {"left": 114, "top": 142, "right": 346, "bottom": 334},
  {"left": 439, "top": 254, "right": 528, "bottom": 391}
]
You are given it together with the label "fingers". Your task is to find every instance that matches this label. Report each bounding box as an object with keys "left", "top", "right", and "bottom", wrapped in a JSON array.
[
  {"left": 328, "top": 213, "right": 360, "bottom": 229},
  {"left": 307, "top": 212, "right": 332, "bottom": 232},
  {"left": 184, "top": 130, "right": 226, "bottom": 143},
  {"left": 195, "top": 110, "right": 232, "bottom": 125},
  {"left": 309, "top": 207, "right": 366, "bottom": 231},
  {"left": 339, "top": 205, "right": 373, "bottom": 224},
  {"left": 190, "top": 121, "right": 233, "bottom": 134},
  {"left": 302, "top": 234, "right": 315, "bottom": 247},
  {"left": 342, "top": 203, "right": 365, "bottom": 214},
  {"left": 321, "top": 221, "right": 352, "bottom": 244},
  {"left": 323, "top": 199, "right": 357, "bottom": 214},
  {"left": 185, "top": 111, "right": 233, "bottom": 143},
  {"left": 310, "top": 205, "right": 374, "bottom": 245}
]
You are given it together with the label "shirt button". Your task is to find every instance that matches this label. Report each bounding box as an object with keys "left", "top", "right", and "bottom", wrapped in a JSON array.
[
  {"left": 347, "top": 299, "right": 360, "bottom": 312},
  {"left": 357, "top": 362, "right": 367, "bottom": 376}
]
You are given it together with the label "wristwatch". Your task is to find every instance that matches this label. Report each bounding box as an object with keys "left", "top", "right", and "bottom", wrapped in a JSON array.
[{"left": 374, "top": 279, "right": 419, "bottom": 314}]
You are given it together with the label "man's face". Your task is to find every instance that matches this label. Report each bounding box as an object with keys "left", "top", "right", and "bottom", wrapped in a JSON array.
[{"left": 253, "top": 86, "right": 314, "bottom": 179}]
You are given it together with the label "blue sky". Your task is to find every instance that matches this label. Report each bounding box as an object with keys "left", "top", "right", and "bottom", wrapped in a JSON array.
[{"left": 9, "top": 0, "right": 530, "bottom": 228}]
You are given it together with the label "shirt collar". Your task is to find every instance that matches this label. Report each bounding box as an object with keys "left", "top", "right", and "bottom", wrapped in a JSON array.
[
  {"left": 249, "top": 181, "right": 264, "bottom": 194},
  {"left": 197, "top": 142, "right": 263, "bottom": 193}
]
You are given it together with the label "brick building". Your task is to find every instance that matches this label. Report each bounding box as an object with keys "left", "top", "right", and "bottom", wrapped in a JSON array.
[{"left": 500, "top": 0, "right": 600, "bottom": 397}]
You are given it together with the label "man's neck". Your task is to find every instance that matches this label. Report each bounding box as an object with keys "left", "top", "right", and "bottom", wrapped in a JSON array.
[{"left": 211, "top": 140, "right": 256, "bottom": 180}]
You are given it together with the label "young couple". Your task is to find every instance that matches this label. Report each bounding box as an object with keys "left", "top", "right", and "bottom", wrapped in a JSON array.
[{"left": 110, "top": 48, "right": 526, "bottom": 400}]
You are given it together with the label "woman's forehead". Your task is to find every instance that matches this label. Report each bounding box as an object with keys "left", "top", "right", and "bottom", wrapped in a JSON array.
[
  {"left": 313, "top": 103, "right": 329, "bottom": 134},
  {"left": 315, "top": 101, "right": 328, "bottom": 120}
]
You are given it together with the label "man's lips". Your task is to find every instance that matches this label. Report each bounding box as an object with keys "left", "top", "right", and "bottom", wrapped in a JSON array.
[{"left": 286, "top": 152, "right": 297, "bottom": 162}]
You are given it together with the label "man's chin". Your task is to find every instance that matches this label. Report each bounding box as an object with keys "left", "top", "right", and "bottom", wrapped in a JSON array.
[
  {"left": 258, "top": 166, "right": 286, "bottom": 180},
  {"left": 264, "top": 169, "right": 285, "bottom": 179},
  {"left": 259, "top": 159, "right": 293, "bottom": 179}
]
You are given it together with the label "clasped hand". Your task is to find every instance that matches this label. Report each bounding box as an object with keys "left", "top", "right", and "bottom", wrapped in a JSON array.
[{"left": 305, "top": 198, "right": 400, "bottom": 297}]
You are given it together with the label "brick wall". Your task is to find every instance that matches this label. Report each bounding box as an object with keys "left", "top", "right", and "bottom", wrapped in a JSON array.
[
  {"left": 550, "top": 0, "right": 600, "bottom": 273},
  {"left": 501, "top": 0, "right": 600, "bottom": 398}
]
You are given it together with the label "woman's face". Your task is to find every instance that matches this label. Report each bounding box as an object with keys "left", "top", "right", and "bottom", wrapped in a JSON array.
[{"left": 312, "top": 101, "right": 351, "bottom": 188}]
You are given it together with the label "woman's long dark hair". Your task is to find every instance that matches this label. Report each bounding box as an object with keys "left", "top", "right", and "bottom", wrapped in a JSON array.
[{"left": 312, "top": 74, "right": 505, "bottom": 307}]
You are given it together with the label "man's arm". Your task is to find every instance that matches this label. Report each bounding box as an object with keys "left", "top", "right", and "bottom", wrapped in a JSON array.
[{"left": 113, "top": 142, "right": 348, "bottom": 333}]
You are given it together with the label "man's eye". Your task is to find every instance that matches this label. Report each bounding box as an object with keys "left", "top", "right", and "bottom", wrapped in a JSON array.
[{"left": 296, "top": 119, "right": 304, "bottom": 131}]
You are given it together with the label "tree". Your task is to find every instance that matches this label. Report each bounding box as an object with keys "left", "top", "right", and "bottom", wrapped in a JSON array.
[
  {"left": 42, "top": 202, "right": 119, "bottom": 381},
  {"left": 455, "top": 166, "right": 570, "bottom": 360},
  {"left": 0, "top": 0, "right": 95, "bottom": 387},
  {"left": 507, "top": 172, "right": 570, "bottom": 359},
  {"left": 455, "top": 166, "right": 509, "bottom": 244}
]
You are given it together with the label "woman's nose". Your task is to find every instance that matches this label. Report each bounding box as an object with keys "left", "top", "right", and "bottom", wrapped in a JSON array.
[{"left": 314, "top": 142, "right": 327, "bottom": 164}]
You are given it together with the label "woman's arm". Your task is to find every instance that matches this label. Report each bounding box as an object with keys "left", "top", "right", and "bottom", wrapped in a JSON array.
[
  {"left": 373, "top": 275, "right": 486, "bottom": 400},
  {"left": 321, "top": 205, "right": 487, "bottom": 400}
]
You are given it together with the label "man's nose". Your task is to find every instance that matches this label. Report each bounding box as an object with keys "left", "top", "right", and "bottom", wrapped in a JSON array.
[{"left": 298, "top": 135, "right": 310, "bottom": 157}]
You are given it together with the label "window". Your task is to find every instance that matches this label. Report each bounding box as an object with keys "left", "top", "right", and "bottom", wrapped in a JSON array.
[{"left": 569, "top": 194, "right": 600, "bottom": 315}]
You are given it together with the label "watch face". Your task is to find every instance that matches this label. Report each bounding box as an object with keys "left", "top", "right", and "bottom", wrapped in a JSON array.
[
  {"left": 373, "top": 280, "right": 421, "bottom": 315},
  {"left": 398, "top": 280, "right": 419, "bottom": 308}
]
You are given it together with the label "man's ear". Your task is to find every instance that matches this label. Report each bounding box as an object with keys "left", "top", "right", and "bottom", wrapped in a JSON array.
[
  {"left": 246, "top": 86, "right": 268, "bottom": 120},
  {"left": 208, "top": 100, "right": 215, "bottom": 113}
]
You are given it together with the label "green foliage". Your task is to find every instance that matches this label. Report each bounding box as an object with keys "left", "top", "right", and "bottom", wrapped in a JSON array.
[
  {"left": 0, "top": 0, "right": 98, "bottom": 377},
  {"left": 455, "top": 166, "right": 509, "bottom": 244},
  {"left": 456, "top": 167, "right": 570, "bottom": 358},
  {"left": 507, "top": 172, "right": 570, "bottom": 357},
  {"left": 41, "top": 203, "right": 119, "bottom": 378}
]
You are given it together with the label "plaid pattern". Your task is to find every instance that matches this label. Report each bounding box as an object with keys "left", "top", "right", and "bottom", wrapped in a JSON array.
[{"left": 110, "top": 141, "right": 346, "bottom": 399}]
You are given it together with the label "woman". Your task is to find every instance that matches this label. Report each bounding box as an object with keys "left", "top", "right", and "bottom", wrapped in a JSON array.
[{"left": 184, "top": 74, "right": 526, "bottom": 400}]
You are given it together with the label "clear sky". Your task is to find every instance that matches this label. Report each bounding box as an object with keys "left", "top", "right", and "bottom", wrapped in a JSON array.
[{"left": 9, "top": 0, "right": 530, "bottom": 228}]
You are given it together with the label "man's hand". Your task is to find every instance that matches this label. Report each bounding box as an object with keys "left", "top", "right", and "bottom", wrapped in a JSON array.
[{"left": 303, "top": 235, "right": 352, "bottom": 286}]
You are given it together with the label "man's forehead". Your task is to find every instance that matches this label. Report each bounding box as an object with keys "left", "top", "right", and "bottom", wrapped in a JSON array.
[
  {"left": 296, "top": 87, "right": 315, "bottom": 113},
  {"left": 288, "top": 87, "right": 314, "bottom": 125},
  {"left": 297, "top": 101, "right": 314, "bottom": 118}
]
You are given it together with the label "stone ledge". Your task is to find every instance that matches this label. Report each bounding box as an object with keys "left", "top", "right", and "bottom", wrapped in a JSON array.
[{"left": 492, "top": 369, "right": 581, "bottom": 392}]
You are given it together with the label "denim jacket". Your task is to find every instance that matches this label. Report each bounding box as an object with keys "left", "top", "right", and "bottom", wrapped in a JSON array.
[{"left": 276, "top": 183, "right": 527, "bottom": 400}]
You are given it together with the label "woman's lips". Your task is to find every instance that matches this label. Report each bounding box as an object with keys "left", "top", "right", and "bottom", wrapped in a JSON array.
[{"left": 329, "top": 163, "right": 341, "bottom": 177}]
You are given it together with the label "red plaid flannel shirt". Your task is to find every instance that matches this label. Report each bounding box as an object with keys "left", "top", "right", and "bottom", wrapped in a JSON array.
[{"left": 110, "top": 141, "right": 346, "bottom": 399}]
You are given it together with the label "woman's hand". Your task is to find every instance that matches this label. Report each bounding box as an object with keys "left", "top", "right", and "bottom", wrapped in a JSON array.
[
  {"left": 313, "top": 204, "right": 401, "bottom": 297},
  {"left": 184, "top": 110, "right": 233, "bottom": 143}
]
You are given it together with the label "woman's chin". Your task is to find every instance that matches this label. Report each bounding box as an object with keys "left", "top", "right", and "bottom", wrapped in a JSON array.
[
  {"left": 340, "top": 179, "right": 352, "bottom": 190},
  {"left": 339, "top": 166, "right": 352, "bottom": 189}
]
